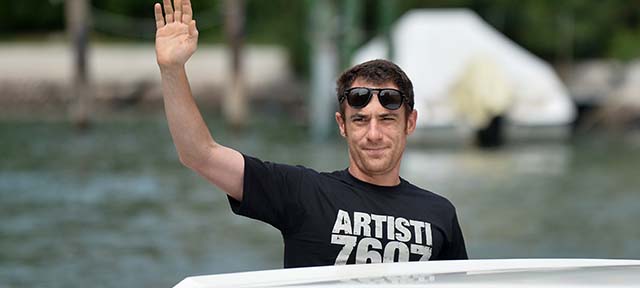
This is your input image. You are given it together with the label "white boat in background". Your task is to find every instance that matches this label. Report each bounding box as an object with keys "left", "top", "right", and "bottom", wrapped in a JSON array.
[
  {"left": 352, "top": 9, "right": 576, "bottom": 130},
  {"left": 173, "top": 259, "right": 640, "bottom": 288}
]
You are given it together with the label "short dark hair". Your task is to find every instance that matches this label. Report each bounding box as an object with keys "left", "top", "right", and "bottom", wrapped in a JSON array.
[{"left": 336, "top": 59, "right": 414, "bottom": 117}]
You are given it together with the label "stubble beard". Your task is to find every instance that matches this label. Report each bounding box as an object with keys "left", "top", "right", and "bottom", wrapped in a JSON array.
[{"left": 350, "top": 142, "right": 401, "bottom": 177}]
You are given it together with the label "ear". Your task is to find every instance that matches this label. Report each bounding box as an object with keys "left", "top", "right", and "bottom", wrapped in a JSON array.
[
  {"left": 405, "top": 109, "right": 418, "bottom": 135},
  {"left": 335, "top": 112, "right": 347, "bottom": 137}
]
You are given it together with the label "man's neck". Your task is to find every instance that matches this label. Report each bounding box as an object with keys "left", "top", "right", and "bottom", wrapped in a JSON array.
[{"left": 348, "top": 166, "right": 401, "bottom": 187}]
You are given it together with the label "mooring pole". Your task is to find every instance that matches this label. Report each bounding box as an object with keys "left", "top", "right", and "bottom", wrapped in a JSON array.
[
  {"left": 378, "top": 0, "right": 394, "bottom": 60},
  {"left": 66, "top": 0, "right": 91, "bottom": 129},
  {"left": 224, "top": 0, "right": 247, "bottom": 129},
  {"left": 339, "top": 0, "right": 362, "bottom": 69},
  {"left": 310, "top": 0, "right": 337, "bottom": 142}
]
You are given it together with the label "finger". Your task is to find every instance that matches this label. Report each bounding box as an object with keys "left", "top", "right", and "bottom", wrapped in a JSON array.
[
  {"left": 163, "top": 0, "right": 174, "bottom": 23},
  {"left": 174, "top": 0, "right": 183, "bottom": 23},
  {"left": 182, "top": 0, "right": 193, "bottom": 23},
  {"left": 154, "top": 3, "right": 165, "bottom": 29},
  {"left": 189, "top": 20, "right": 198, "bottom": 37}
]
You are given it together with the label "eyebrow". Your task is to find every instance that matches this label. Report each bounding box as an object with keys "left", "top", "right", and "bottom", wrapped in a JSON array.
[
  {"left": 349, "top": 113, "right": 368, "bottom": 120},
  {"left": 379, "top": 112, "right": 398, "bottom": 118},
  {"left": 349, "top": 112, "right": 399, "bottom": 120}
]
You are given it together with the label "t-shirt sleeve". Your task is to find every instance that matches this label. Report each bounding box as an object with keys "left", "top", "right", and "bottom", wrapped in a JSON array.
[
  {"left": 227, "top": 154, "right": 306, "bottom": 232},
  {"left": 441, "top": 211, "right": 468, "bottom": 260}
]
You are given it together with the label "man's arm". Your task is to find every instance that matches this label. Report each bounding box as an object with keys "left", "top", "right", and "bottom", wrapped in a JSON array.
[{"left": 155, "top": 0, "right": 244, "bottom": 201}]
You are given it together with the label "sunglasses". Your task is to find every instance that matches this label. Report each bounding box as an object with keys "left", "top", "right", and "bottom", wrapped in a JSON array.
[{"left": 340, "top": 87, "right": 409, "bottom": 110}]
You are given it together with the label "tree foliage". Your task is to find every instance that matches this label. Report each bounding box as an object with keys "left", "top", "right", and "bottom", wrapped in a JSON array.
[{"left": 1, "top": 0, "right": 638, "bottom": 72}]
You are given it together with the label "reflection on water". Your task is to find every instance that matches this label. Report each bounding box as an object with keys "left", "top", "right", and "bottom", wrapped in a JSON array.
[
  {"left": 1, "top": 118, "right": 639, "bottom": 288},
  {"left": 404, "top": 141, "right": 640, "bottom": 259}
]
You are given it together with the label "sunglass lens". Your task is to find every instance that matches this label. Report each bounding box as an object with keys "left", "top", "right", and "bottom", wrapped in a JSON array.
[
  {"left": 379, "top": 89, "right": 403, "bottom": 110},
  {"left": 347, "top": 88, "right": 371, "bottom": 108}
]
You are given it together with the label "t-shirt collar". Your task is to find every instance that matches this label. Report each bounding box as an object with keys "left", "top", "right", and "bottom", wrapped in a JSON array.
[{"left": 342, "top": 168, "right": 404, "bottom": 192}]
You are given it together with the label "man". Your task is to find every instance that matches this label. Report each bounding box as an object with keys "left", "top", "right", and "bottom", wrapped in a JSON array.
[{"left": 154, "top": 0, "right": 467, "bottom": 268}]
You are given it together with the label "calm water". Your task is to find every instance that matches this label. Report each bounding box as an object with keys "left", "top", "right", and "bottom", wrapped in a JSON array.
[{"left": 1, "top": 117, "right": 639, "bottom": 288}]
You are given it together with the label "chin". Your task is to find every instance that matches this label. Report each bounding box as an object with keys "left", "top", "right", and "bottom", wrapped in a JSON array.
[{"left": 362, "top": 160, "right": 394, "bottom": 175}]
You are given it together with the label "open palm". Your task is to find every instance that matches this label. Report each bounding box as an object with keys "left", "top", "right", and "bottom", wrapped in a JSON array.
[{"left": 154, "top": 0, "right": 198, "bottom": 68}]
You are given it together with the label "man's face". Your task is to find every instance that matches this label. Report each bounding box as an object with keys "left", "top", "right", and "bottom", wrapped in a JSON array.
[{"left": 335, "top": 79, "right": 417, "bottom": 181}]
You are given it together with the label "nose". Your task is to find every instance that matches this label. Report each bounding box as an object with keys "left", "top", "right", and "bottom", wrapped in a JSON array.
[
  {"left": 365, "top": 118, "right": 383, "bottom": 142},
  {"left": 362, "top": 92, "right": 384, "bottom": 142}
]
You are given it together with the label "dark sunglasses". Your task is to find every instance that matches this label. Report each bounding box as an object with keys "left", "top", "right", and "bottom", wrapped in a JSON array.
[{"left": 339, "top": 87, "right": 409, "bottom": 110}]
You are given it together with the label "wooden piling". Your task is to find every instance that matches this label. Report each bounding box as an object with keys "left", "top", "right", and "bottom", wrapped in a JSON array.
[
  {"left": 66, "top": 0, "right": 91, "bottom": 130},
  {"left": 224, "top": 0, "right": 247, "bottom": 129}
]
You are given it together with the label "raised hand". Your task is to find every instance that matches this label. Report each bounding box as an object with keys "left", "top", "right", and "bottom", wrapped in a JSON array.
[{"left": 154, "top": 0, "right": 198, "bottom": 69}]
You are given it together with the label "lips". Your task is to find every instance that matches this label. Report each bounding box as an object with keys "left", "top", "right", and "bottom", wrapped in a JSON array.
[
  {"left": 363, "top": 147, "right": 387, "bottom": 151},
  {"left": 362, "top": 147, "right": 388, "bottom": 157}
]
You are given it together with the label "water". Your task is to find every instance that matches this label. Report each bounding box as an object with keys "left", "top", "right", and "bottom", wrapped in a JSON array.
[{"left": 1, "top": 117, "right": 639, "bottom": 288}]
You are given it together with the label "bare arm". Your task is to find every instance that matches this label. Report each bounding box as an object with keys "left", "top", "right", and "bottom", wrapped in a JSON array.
[{"left": 155, "top": 0, "right": 244, "bottom": 201}]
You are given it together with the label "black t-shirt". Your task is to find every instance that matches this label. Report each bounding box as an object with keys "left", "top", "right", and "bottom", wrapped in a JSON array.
[{"left": 228, "top": 155, "right": 468, "bottom": 268}]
